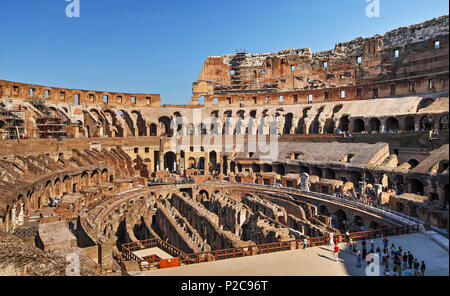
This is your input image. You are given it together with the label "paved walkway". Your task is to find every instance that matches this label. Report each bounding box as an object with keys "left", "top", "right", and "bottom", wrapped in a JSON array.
[{"left": 135, "top": 233, "right": 449, "bottom": 276}]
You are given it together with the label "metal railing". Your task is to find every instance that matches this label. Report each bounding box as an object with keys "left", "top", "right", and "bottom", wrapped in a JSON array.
[
  {"left": 208, "top": 181, "right": 447, "bottom": 232},
  {"left": 122, "top": 225, "right": 419, "bottom": 271}
]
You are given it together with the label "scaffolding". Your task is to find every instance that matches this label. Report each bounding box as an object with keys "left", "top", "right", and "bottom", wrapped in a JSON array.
[
  {"left": 0, "top": 104, "right": 25, "bottom": 140},
  {"left": 32, "top": 99, "right": 68, "bottom": 139}
]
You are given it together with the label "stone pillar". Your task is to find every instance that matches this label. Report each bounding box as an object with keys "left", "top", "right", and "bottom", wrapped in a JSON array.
[{"left": 300, "top": 173, "right": 310, "bottom": 191}]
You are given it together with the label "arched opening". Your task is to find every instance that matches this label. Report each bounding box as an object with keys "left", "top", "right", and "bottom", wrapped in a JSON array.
[
  {"left": 338, "top": 116, "right": 350, "bottom": 132},
  {"left": 420, "top": 115, "right": 434, "bottom": 131},
  {"left": 149, "top": 123, "right": 157, "bottom": 136},
  {"left": 252, "top": 163, "right": 261, "bottom": 173},
  {"left": 159, "top": 116, "right": 173, "bottom": 137},
  {"left": 164, "top": 152, "right": 177, "bottom": 172},
  {"left": 404, "top": 116, "right": 415, "bottom": 131},
  {"left": 410, "top": 179, "right": 424, "bottom": 195},
  {"left": 295, "top": 107, "right": 311, "bottom": 134},
  {"left": 283, "top": 113, "right": 293, "bottom": 134},
  {"left": 368, "top": 118, "right": 381, "bottom": 133},
  {"left": 262, "top": 164, "right": 272, "bottom": 173},
  {"left": 352, "top": 119, "right": 365, "bottom": 133},
  {"left": 323, "top": 119, "right": 335, "bottom": 134},
  {"left": 407, "top": 159, "right": 420, "bottom": 169},
  {"left": 187, "top": 157, "right": 196, "bottom": 169},
  {"left": 386, "top": 117, "right": 399, "bottom": 132},
  {"left": 209, "top": 151, "right": 218, "bottom": 172}
]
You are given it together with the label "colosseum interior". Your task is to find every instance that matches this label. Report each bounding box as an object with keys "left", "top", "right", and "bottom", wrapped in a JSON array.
[{"left": 0, "top": 15, "right": 448, "bottom": 276}]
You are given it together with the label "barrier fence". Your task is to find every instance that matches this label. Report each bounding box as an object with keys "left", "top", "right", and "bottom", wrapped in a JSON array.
[{"left": 121, "top": 224, "right": 419, "bottom": 271}]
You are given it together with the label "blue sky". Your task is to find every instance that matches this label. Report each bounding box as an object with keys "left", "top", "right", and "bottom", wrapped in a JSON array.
[{"left": 0, "top": 0, "right": 448, "bottom": 105}]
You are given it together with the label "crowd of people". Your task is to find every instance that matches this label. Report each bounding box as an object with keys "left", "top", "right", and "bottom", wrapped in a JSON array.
[
  {"left": 348, "top": 235, "right": 427, "bottom": 276},
  {"left": 333, "top": 186, "right": 377, "bottom": 207}
]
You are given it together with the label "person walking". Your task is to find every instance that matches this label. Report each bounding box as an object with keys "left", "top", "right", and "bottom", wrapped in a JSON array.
[
  {"left": 303, "top": 237, "right": 308, "bottom": 249},
  {"left": 402, "top": 252, "right": 408, "bottom": 270},
  {"left": 408, "top": 252, "right": 414, "bottom": 269},
  {"left": 382, "top": 237, "right": 389, "bottom": 249},
  {"left": 413, "top": 259, "right": 420, "bottom": 276},
  {"left": 334, "top": 244, "right": 339, "bottom": 262},
  {"left": 348, "top": 236, "right": 353, "bottom": 253},
  {"left": 420, "top": 261, "right": 426, "bottom": 276},
  {"left": 356, "top": 250, "right": 362, "bottom": 268}
]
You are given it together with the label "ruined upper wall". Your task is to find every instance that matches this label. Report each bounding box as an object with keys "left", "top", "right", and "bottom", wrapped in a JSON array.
[
  {"left": 192, "top": 15, "right": 449, "bottom": 106},
  {"left": 0, "top": 79, "right": 161, "bottom": 108}
]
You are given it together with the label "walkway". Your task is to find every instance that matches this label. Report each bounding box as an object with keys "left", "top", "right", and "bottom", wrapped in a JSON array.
[{"left": 134, "top": 233, "right": 449, "bottom": 276}]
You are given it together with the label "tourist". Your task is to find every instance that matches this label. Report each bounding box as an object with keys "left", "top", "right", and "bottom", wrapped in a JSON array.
[
  {"left": 383, "top": 264, "right": 390, "bottom": 276},
  {"left": 365, "top": 252, "right": 372, "bottom": 266},
  {"left": 348, "top": 236, "right": 354, "bottom": 253},
  {"left": 362, "top": 244, "right": 367, "bottom": 262},
  {"left": 303, "top": 237, "right": 308, "bottom": 249},
  {"left": 49, "top": 197, "right": 54, "bottom": 207},
  {"left": 392, "top": 264, "right": 398, "bottom": 276},
  {"left": 408, "top": 251, "right": 414, "bottom": 269},
  {"left": 329, "top": 232, "right": 335, "bottom": 247},
  {"left": 334, "top": 244, "right": 339, "bottom": 262},
  {"left": 413, "top": 259, "right": 420, "bottom": 276},
  {"left": 402, "top": 252, "right": 408, "bottom": 270},
  {"left": 381, "top": 250, "right": 388, "bottom": 266},
  {"left": 420, "top": 261, "right": 426, "bottom": 276},
  {"left": 356, "top": 250, "right": 362, "bottom": 268}
]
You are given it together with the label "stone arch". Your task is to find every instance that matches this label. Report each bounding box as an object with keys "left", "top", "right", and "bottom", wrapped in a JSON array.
[
  {"left": 407, "top": 159, "right": 420, "bottom": 169},
  {"left": 131, "top": 110, "right": 147, "bottom": 136},
  {"left": 283, "top": 113, "right": 293, "bottom": 135},
  {"left": 323, "top": 118, "right": 335, "bottom": 134},
  {"left": 338, "top": 116, "right": 350, "bottom": 132},
  {"left": 420, "top": 115, "right": 434, "bottom": 131},
  {"left": 309, "top": 106, "right": 325, "bottom": 134},
  {"left": 187, "top": 157, "right": 196, "bottom": 169},
  {"left": 164, "top": 151, "right": 177, "bottom": 172},
  {"left": 159, "top": 116, "right": 173, "bottom": 137},
  {"left": 386, "top": 117, "right": 399, "bottom": 132},
  {"left": 368, "top": 118, "right": 381, "bottom": 133},
  {"left": 410, "top": 179, "right": 424, "bottom": 195},
  {"left": 295, "top": 107, "right": 311, "bottom": 134},
  {"left": 149, "top": 123, "right": 158, "bottom": 136},
  {"left": 352, "top": 118, "right": 365, "bottom": 133}
]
